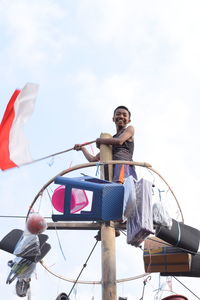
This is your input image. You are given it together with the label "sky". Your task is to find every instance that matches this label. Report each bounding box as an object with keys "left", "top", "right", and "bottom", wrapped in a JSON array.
[{"left": 0, "top": 0, "right": 200, "bottom": 299}]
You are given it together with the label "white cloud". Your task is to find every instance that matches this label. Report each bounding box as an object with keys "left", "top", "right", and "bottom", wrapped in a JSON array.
[{"left": 0, "top": 0, "right": 70, "bottom": 73}]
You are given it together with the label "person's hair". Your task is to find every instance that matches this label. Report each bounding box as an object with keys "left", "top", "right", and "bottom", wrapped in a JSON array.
[{"left": 113, "top": 106, "right": 131, "bottom": 118}]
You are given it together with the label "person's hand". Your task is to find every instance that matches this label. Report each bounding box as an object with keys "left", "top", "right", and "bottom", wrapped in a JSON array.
[
  {"left": 96, "top": 138, "right": 101, "bottom": 149},
  {"left": 74, "top": 144, "right": 82, "bottom": 151}
]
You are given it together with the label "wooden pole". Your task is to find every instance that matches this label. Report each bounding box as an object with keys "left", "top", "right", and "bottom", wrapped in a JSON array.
[{"left": 100, "top": 133, "right": 117, "bottom": 300}]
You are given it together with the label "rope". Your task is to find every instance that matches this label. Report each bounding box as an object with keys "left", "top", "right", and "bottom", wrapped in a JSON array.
[
  {"left": 147, "top": 166, "right": 184, "bottom": 222},
  {"left": 67, "top": 240, "right": 99, "bottom": 297},
  {"left": 173, "top": 276, "right": 200, "bottom": 299},
  {"left": 46, "top": 188, "right": 67, "bottom": 261}
]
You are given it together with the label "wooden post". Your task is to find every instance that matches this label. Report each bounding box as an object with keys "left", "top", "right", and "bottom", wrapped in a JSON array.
[{"left": 100, "top": 133, "right": 117, "bottom": 300}]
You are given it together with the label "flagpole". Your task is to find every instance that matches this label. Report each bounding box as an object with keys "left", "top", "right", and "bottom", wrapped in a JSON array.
[{"left": 4, "top": 140, "right": 96, "bottom": 170}]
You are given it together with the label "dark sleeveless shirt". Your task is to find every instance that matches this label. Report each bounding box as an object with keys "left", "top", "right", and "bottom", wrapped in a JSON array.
[{"left": 112, "top": 128, "right": 134, "bottom": 161}]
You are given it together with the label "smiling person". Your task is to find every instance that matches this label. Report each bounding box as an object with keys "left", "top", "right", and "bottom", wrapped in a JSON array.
[{"left": 74, "top": 105, "right": 137, "bottom": 183}]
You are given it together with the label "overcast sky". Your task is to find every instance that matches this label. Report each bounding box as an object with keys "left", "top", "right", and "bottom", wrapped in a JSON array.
[{"left": 0, "top": 1, "right": 200, "bottom": 299}]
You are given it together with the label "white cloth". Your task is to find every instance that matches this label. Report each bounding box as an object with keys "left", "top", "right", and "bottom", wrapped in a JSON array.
[
  {"left": 123, "top": 176, "right": 137, "bottom": 219},
  {"left": 126, "top": 178, "right": 154, "bottom": 246}
]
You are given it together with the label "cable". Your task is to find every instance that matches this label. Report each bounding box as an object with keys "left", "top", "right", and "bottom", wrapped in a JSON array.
[
  {"left": 67, "top": 239, "right": 99, "bottom": 297},
  {"left": 0, "top": 215, "right": 52, "bottom": 219},
  {"left": 173, "top": 276, "right": 200, "bottom": 299},
  {"left": 46, "top": 188, "right": 67, "bottom": 261},
  {"left": 147, "top": 166, "right": 184, "bottom": 222}
]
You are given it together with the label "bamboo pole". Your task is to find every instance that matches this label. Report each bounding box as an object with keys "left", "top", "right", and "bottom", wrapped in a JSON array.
[{"left": 100, "top": 133, "right": 117, "bottom": 300}]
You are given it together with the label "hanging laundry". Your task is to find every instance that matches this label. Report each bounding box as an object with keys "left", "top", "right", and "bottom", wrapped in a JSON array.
[
  {"left": 123, "top": 175, "right": 137, "bottom": 219},
  {"left": 126, "top": 178, "right": 154, "bottom": 247}
]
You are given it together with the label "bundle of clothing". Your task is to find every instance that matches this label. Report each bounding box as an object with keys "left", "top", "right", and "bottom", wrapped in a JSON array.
[{"left": 123, "top": 176, "right": 154, "bottom": 247}]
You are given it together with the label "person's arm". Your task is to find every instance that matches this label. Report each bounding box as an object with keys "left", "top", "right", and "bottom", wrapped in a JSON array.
[
  {"left": 96, "top": 125, "right": 134, "bottom": 147},
  {"left": 74, "top": 144, "right": 100, "bottom": 162}
]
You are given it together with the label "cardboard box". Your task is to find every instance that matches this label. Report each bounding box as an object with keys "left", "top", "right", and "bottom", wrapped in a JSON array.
[{"left": 143, "top": 236, "right": 192, "bottom": 273}]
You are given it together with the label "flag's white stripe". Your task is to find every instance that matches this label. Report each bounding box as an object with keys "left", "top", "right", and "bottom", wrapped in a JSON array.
[{"left": 9, "top": 83, "right": 39, "bottom": 165}]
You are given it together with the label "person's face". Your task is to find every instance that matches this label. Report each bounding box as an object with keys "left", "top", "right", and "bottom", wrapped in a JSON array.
[{"left": 113, "top": 108, "right": 131, "bottom": 128}]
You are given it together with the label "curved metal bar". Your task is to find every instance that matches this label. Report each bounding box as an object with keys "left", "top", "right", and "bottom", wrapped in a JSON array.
[
  {"left": 26, "top": 160, "right": 152, "bottom": 219},
  {"left": 40, "top": 260, "right": 148, "bottom": 284},
  {"left": 27, "top": 160, "right": 183, "bottom": 222}
]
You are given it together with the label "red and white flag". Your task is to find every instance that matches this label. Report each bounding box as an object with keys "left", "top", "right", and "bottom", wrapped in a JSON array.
[{"left": 0, "top": 83, "right": 39, "bottom": 170}]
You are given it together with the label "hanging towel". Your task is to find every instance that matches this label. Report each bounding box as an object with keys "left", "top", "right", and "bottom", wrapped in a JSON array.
[
  {"left": 123, "top": 175, "right": 137, "bottom": 219},
  {"left": 127, "top": 178, "right": 154, "bottom": 247}
]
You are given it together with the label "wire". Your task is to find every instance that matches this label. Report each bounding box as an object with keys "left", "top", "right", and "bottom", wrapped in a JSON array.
[
  {"left": 67, "top": 239, "right": 99, "bottom": 297},
  {"left": 147, "top": 166, "right": 184, "bottom": 222},
  {"left": 173, "top": 276, "right": 200, "bottom": 299},
  {"left": 0, "top": 215, "right": 52, "bottom": 219},
  {"left": 46, "top": 188, "right": 67, "bottom": 261}
]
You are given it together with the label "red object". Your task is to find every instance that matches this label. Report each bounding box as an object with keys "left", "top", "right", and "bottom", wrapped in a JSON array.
[
  {"left": 0, "top": 90, "right": 20, "bottom": 170},
  {"left": 26, "top": 214, "right": 47, "bottom": 234},
  {"left": 161, "top": 295, "right": 188, "bottom": 300},
  {"left": 0, "top": 83, "right": 38, "bottom": 170}
]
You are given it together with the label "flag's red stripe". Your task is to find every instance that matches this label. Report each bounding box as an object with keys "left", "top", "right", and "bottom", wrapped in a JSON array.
[{"left": 0, "top": 89, "right": 21, "bottom": 170}]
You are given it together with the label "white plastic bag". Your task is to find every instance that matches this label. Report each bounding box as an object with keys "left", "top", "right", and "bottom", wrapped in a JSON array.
[
  {"left": 13, "top": 229, "right": 41, "bottom": 258},
  {"left": 153, "top": 201, "right": 172, "bottom": 229}
]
